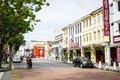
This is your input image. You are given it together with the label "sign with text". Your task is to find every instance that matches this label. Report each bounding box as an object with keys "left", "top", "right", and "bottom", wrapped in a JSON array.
[
  {"left": 103, "top": 0, "right": 110, "bottom": 36},
  {"left": 117, "top": 47, "right": 120, "bottom": 63},
  {"left": 113, "top": 35, "right": 120, "bottom": 43}
]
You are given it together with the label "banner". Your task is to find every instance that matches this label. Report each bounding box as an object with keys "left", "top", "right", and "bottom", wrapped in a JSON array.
[
  {"left": 117, "top": 47, "right": 120, "bottom": 63},
  {"left": 103, "top": 0, "right": 110, "bottom": 36}
]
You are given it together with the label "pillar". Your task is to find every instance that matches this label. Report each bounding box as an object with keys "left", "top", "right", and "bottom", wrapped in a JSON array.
[
  {"left": 91, "top": 46, "right": 96, "bottom": 63},
  {"left": 104, "top": 43, "right": 111, "bottom": 65},
  {"left": 67, "top": 48, "right": 70, "bottom": 62},
  {"left": 81, "top": 47, "right": 85, "bottom": 57}
]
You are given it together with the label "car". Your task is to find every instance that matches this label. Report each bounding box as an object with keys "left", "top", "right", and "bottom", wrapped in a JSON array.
[
  {"left": 73, "top": 56, "right": 94, "bottom": 68},
  {"left": 12, "top": 54, "right": 22, "bottom": 63}
]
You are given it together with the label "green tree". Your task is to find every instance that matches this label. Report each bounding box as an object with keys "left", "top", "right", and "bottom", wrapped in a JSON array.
[{"left": 0, "top": 0, "right": 49, "bottom": 68}]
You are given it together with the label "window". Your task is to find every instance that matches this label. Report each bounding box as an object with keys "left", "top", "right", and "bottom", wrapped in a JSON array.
[
  {"left": 86, "top": 34, "right": 88, "bottom": 42},
  {"left": 118, "top": 24, "right": 120, "bottom": 33},
  {"left": 73, "top": 27, "right": 74, "bottom": 35},
  {"left": 89, "top": 33, "right": 91, "bottom": 41},
  {"left": 98, "top": 30, "right": 100, "bottom": 40},
  {"left": 75, "top": 25, "right": 77, "bottom": 34},
  {"left": 93, "top": 16, "right": 96, "bottom": 24},
  {"left": 78, "top": 37, "right": 79, "bottom": 47},
  {"left": 80, "top": 23, "right": 82, "bottom": 32},
  {"left": 80, "top": 36, "right": 81, "bottom": 45},
  {"left": 118, "top": 1, "right": 120, "bottom": 11},
  {"left": 94, "top": 32, "right": 96, "bottom": 40},
  {"left": 83, "top": 35, "right": 85, "bottom": 42},
  {"left": 83, "top": 21, "right": 85, "bottom": 28},
  {"left": 75, "top": 37, "right": 77, "bottom": 43},
  {"left": 69, "top": 28, "right": 70, "bottom": 36},
  {"left": 86, "top": 20, "right": 88, "bottom": 27},
  {"left": 78, "top": 24, "right": 79, "bottom": 33},
  {"left": 89, "top": 18, "right": 91, "bottom": 26},
  {"left": 97, "top": 14, "right": 100, "bottom": 23}
]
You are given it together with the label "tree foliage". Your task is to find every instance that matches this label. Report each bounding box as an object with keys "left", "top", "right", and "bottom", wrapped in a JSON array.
[{"left": 0, "top": 0, "right": 49, "bottom": 67}]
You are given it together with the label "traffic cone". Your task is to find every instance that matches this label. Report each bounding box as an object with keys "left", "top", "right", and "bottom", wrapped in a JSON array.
[
  {"left": 98, "top": 61, "right": 102, "bottom": 69},
  {"left": 113, "top": 61, "right": 117, "bottom": 71}
]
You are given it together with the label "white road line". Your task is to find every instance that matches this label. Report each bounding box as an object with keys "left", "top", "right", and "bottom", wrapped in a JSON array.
[{"left": 0, "top": 72, "right": 4, "bottom": 80}]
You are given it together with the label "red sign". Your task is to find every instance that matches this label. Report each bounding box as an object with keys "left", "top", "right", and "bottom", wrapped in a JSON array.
[
  {"left": 70, "top": 43, "right": 78, "bottom": 47},
  {"left": 113, "top": 35, "right": 120, "bottom": 43},
  {"left": 117, "top": 47, "right": 120, "bottom": 63},
  {"left": 103, "top": 0, "right": 110, "bottom": 36}
]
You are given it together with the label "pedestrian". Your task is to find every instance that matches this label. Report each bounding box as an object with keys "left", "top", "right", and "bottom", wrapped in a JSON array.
[{"left": 110, "top": 58, "right": 113, "bottom": 66}]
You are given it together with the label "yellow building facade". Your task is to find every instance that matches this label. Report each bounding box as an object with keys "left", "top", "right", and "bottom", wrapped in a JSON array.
[{"left": 81, "top": 7, "right": 110, "bottom": 63}]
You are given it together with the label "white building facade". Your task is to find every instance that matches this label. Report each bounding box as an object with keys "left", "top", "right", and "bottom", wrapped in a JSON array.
[{"left": 109, "top": 0, "right": 120, "bottom": 66}]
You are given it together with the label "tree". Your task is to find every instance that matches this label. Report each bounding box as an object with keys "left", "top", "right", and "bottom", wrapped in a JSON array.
[
  {"left": 0, "top": 0, "right": 49, "bottom": 68},
  {"left": 9, "top": 34, "right": 26, "bottom": 52}
]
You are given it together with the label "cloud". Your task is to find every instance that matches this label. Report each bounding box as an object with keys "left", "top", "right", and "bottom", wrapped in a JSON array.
[{"left": 24, "top": 0, "right": 102, "bottom": 42}]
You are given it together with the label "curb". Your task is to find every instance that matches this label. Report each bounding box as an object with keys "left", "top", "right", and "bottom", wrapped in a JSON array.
[{"left": 94, "top": 66, "right": 120, "bottom": 73}]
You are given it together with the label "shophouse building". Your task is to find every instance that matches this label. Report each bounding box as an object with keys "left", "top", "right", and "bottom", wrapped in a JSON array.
[
  {"left": 62, "top": 27, "right": 68, "bottom": 59},
  {"left": 81, "top": 7, "right": 110, "bottom": 64},
  {"left": 109, "top": 0, "right": 120, "bottom": 66},
  {"left": 52, "top": 34, "right": 63, "bottom": 61},
  {"left": 67, "top": 20, "right": 82, "bottom": 61}
]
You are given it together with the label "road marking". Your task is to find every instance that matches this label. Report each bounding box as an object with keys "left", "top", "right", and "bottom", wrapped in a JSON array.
[{"left": 0, "top": 72, "right": 4, "bottom": 80}]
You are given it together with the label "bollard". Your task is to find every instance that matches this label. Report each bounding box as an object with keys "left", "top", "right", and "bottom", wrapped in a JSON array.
[
  {"left": 113, "top": 61, "right": 117, "bottom": 71},
  {"left": 98, "top": 61, "right": 102, "bottom": 69}
]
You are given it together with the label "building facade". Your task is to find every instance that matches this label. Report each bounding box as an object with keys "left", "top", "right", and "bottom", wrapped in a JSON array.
[
  {"left": 52, "top": 34, "right": 63, "bottom": 61},
  {"left": 81, "top": 7, "right": 111, "bottom": 64},
  {"left": 66, "top": 20, "right": 82, "bottom": 61},
  {"left": 109, "top": 0, "right": 120, "bottom": 66},
  {"left": 51, "top": 1, "right": 120, "bottom": 66}
]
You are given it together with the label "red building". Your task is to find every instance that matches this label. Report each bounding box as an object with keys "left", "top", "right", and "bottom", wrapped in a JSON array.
[{"left": 33, "top": 43, "right": 45, "bottom": 58}]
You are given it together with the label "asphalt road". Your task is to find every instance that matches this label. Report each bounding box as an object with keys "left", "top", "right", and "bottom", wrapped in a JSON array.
[{"left": 12, "top": 58, "right": 120, "bottom": 80}]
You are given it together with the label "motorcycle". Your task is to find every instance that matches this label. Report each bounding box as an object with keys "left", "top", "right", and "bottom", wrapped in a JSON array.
[
  {"left": 27, "top": 61, "right": 32, "bottom": 69},
  {"left": 26, "top": 57, "right": 32, "bottom": 69}
]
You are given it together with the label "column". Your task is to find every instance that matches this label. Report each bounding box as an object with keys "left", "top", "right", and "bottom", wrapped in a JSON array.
[
  {"left": 81, "top": 47, "right": 85, "bottom": 57},
  {"left": 104, "top": 43, "right": 111, "bottom": 65},
  {"left": 67, "top": 48, "right": 70, "bottom": 62},
  {"left": 91, "top": 46, "right": 96, "bottom": 63}
]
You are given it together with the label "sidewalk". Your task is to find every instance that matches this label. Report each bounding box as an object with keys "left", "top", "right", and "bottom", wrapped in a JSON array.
[
  {"left": 94, "top": 63, "right": 120, "bottom": 73},
  {"left": 0, "top": 63, "right": 10, "bottom": 72},
  {"left": 0, "top": 62, "right": 10, "bottom": 80}
]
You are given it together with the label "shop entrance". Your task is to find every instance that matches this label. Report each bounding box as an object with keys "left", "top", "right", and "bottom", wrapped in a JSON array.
[
  {"left": 85, "top": 52, "right": 91, "bottom": 59},
  {"left": 96, "top": 50, "right": 105, "bottom": 63},
  {"left": 110, "top": 47, "right": 117, "bottom": 62},
  {"left": 76, "top": 49, "right": 81, "bottom": 56}
]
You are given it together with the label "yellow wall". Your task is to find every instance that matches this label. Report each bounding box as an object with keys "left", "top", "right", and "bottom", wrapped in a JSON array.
[
  {"left": 62, "top": 27, "right": 68, "bottom": 48},
  {"left": 81, "top": 8, "right": 109, "bottom": 46}
]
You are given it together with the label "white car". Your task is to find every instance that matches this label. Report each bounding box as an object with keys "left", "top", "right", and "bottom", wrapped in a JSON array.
[{"left": 12, "top": 55, "right": 21, "bottom": 63}]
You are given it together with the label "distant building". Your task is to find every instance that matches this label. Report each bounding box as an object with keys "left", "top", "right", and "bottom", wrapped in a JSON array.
[{"left": 52, "top": 34, "right": 63, "bottom": 61}]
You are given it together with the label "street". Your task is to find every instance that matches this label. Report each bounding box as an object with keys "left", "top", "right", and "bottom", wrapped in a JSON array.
[{"left": 11, "top": 58, "right": 120, "bottom": 80}]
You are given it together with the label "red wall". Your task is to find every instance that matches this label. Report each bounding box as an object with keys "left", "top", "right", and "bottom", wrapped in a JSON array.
[{"left": 33, "top": 46, "right": 45, "bottom": 58}]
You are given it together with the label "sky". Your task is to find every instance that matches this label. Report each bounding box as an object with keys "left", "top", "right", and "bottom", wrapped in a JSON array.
[{"left": 24, "top": 0, "right": 102, "bottom": 42}]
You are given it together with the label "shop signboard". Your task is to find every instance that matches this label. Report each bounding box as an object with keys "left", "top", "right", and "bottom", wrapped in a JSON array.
[
  {"left": 117, "top": 47, "right": 120, "bottom": 63},
  {"left": 103, "top": 0, "right": 110, "bottom": 36},
  {"left": 113, "top": 35, "right": 120, "bottom": 43}
]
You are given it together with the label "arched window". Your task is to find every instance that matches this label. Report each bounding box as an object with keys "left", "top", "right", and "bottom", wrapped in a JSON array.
[
  {"left": 86, "top": 34, "right": 88, "bottom": 42},
  {"left": 98, "top": 30, "right": 100, "bottom": 40},
  {"left": 89, "top": 33, "right": 91, "bottom": 41},
  {"left": 94, "top": 31, "right": 96, "bottom": 40}
]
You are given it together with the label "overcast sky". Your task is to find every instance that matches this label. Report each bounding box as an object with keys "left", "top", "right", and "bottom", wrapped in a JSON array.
[{"left": 24, "top": 0, "right": 102, "bottom": 42}]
